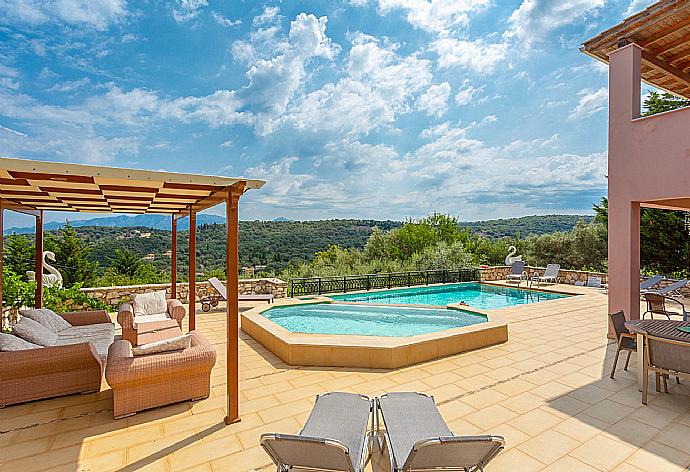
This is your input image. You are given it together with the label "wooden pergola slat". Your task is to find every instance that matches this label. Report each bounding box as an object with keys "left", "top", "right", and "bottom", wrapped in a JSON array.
[{"left": 0, "top": 157, "right": 265, "bottom": 426}]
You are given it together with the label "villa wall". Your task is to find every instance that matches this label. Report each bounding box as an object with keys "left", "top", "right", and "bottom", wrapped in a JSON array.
[
  {"left": 81, "top": 278, "right": 288, "bottom": 309},
  {"left": 478, "top": 266, "right": 608, "bottom": 285}
]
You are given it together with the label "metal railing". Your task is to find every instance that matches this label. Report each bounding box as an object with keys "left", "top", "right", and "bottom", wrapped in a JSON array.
[{"left": 289, "top": 268, "right": 479, "bottom": 297}]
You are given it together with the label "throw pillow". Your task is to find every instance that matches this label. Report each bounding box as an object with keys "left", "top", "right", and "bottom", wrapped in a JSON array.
[
  {"left": 12, "top": 317, "right": 59, "bottom": 346},
  {"left": 132, "top": 290, "right": 168, "bottom": 317},
  {"left": 132, "top": 333, "right": 192, "bottom": 356},
  {"left": 0, "top": 332, "right": 41, "bottom": 351},
  {"left": 20, "top": 308, "right": 71, "bottom": 333}
]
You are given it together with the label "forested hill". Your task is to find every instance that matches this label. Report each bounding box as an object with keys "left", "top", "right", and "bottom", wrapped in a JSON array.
[
  {"left": 464, "top": 215, "right": 593, "bottom": 238},
  {"left": 4, "top": 215, "right": 591, "bottom": 275}
]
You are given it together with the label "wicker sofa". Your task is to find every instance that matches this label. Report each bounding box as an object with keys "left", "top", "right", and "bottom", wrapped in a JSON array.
[
  {"left": 0, "top": 310, "right": 114, "bottom": 407},
  {"left": 105, "top": 330, "right": 216, "bottom": 418},
  {"left": 117, "top": 299, "right": 186, "bottom": 345}
]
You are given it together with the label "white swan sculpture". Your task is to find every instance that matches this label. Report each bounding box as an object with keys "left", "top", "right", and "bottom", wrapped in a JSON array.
[
  {"left": 504, "top": 245, "right": 523, "bottom": 266},
  {"left": 26, "top": 251, "right": 63, "bottom": 288}
]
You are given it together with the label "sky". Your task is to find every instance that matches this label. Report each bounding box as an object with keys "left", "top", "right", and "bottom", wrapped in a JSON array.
[{"left": 0, "top": 0, "right": 657, "bottom": 228}]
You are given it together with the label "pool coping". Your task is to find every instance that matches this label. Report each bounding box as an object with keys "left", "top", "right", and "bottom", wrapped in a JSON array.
[{"left": 240, "top": 298, "right": 508, "bottom": 369}]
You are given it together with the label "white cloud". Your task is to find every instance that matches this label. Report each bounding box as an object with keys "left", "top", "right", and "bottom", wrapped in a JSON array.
[
  {"left": 625, "top": 0, "right": 655, "bottom": 16},
  {"left": 212, "top": 11, "right": 241, "bottom": 27},
  {"left": 0, "top": 0, "right": 127, "bottom": 29},
  {"left": 417, "top": 82, "right": 451, "bottom": 117},
  {"left": 172, "top": 0, "right": 208, "bottom": 23},
  {"left": 568, "top": 87, "right": 607, "bottom": 120},
  {"left": 454, "top": 80, "right": 484, "bottom": 105},
  {"left": 431, "top": 38, "right": 508, "bottom": 73},
  {"left": 282, "top": 34, "right": 432, "bottom": 136},
  {"left": 506, "top": 0, "right": 604, "bottom": 49},
  {"left": 47, "top": 78, "right": 91, "bottom": 93},
  {"left": 375, "top": 0, "right": 492, "bottom": 34},
  {"left": 233, "top": 12, "right": 340, "bottom": 134}
]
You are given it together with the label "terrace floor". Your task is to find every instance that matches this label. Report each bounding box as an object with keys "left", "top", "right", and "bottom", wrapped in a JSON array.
[{"left": 2, "top": 285, "right": 690, "bottom": 471}]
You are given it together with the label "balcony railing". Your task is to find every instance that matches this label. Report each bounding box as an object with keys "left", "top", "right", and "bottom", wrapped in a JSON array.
[{"left": 289, "top": 268, "right": 479, "bottom": 297}]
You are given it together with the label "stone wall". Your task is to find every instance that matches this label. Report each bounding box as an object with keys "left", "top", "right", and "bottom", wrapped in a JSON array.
[
  {"left": 81, "top": 278, "right": 288, "bottom": 309},
  {"left": 478, "top": 265, "right": 608, "bottom": 285}
]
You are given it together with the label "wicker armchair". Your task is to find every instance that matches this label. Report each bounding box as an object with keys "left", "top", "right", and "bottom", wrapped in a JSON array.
[
  {"left": 0, "top": 310, "right": 113, "bottom": 407},
  {"left": 117, "top": 299, "right": 186, "bottom": 345},
  {"left": 105, "top": 330, "right": 216, "bottom": 418}
]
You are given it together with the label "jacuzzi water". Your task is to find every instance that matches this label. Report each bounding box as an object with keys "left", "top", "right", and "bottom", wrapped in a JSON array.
[
  {"left": 262, "top": 303, "right": 487, "bottom": 337},
  {"left": 330, "top": 282, "right": 568, "bottom": 310}
]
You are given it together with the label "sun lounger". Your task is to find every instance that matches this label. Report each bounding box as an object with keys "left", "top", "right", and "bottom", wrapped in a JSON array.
[
  {"left": 640, "top": 275, "right": 664, "bottom": 292},
  {"left": 201, "top": 277, "right": 274, "bottom": 312},
  {"left": 261, "top": 392, "right": 374, "bottom": 472},
  {"left": 505, "top": 261, "right": 526, "bottom": 284},
  {"left": 376, "top": 392, "right": 504, "bottom": 472},
  {"left": 646, "top": 279, "right": 689, "bottom": 296},
  {"left": 535, "top": 263, "right": 560, "bottom": 286}
]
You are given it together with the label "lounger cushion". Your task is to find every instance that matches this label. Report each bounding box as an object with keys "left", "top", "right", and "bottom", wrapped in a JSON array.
[
  {"left": 379, "top": 393, "right": 452, "bottom": 468},
  {"left": 132, "top": 333, "right": 192, "bottom": 356},
  {"left": 132, "top": 290, "right": 168, "bottom": 317},
  {"left": 300, "top": 392, "right": 371, "bottom": 470},
  {"left": 11, "top": 317, "right": 59, "bottom": 346},
  {"left": 20, "top": 308, "right": 71, "bottom": 333},
  {"left": 0, "top": 332, "right": 41, "bottom": 351}
]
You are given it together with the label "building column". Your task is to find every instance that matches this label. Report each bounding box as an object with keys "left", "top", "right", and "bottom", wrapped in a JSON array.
[
  {"left": 225, "top": 183, "right": 244, "bottom": 425},
  {"left": 607, "top": 44, "right": 642, "bottom": 327},
  {"left": 34, "top": 210, "right": 44, "bottom": 309},
  {"left": 188, "top": 210, "right": 196, "bottom": 332}
]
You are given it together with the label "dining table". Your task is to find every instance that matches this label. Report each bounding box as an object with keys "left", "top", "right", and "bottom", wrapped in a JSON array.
[{"left": 624, "top": 318, "right": 690, "bottom": 391}]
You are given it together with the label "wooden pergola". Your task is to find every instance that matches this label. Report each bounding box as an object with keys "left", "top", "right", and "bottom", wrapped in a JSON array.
[{"left": 0, "top": 157, "right": 265, "bottom": 424}]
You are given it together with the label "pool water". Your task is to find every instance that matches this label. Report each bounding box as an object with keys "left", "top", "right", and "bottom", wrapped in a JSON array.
[
  {"left": 330, "top": 282, "right": 568, "bottom": 310},
  {"left": 262, "top": 303, "right": 487, "bottom": 337}
]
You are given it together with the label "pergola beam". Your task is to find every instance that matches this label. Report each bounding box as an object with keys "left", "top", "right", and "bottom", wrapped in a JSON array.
[{"left": 641, "top": 50, "right": 690, "bottom": 88}]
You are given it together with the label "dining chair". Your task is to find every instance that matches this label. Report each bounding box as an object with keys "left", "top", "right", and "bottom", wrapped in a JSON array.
[
  {"left": 642, "top": 334, "right": 690, "bottom": 404},
  {"left": 609, "top": 311, "right": 637, "bottom": 379}
]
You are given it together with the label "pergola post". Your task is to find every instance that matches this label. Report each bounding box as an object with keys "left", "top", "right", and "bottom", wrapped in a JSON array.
[
  {"left": 34, "top": 210, "right": 44, "bottom": 309},
  {"left": 171, "top": 216, "right": 177, "bottom": 299},
  {"left": 225, "top": 183, "right": 244, "bottom": 425},
  {"left": 188, "top": 209, "right": 196, "bottom": 332},
  {"left": 0, "top": 197, "right": 4, "bottom": 318}
]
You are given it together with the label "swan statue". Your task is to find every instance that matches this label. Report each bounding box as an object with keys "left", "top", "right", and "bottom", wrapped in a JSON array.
[
  {"left": 504, "top": 245, "right": 523, "bottom": 266},
  {"left": 26, "top": 251, "right": 63, "bottom": 288}
]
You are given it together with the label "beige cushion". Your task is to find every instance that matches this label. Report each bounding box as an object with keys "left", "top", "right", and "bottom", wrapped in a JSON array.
[
  {"left": 12, "top": 317, "right": 58, "bottom": 346},
  {"left": 132, "top": 290, "right": 168, "bottom": 317},
  {"left": 20, "top": 308, "right": 71, "bottom": 333},
  {"left": 133, "top": 313, "right": 171, "bottom": 327},
  {"left": 55, "top": 323, "right": 115, "bottom": 362},
  {"left": 0, "top": 332, "right": 41, "bottom": 351},
  {"left": 132, "top": 333, "right": 192, "bottom": 356}
]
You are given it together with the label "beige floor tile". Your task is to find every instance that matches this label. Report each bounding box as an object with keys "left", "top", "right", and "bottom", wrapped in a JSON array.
[
  {"left": 518, "top": 429, "right": 581, "bottom": 465},
  {"left": 464, "top": 404, "right": 519, "bottom": 430},
  {"left": 570, "top": 434, "right": 637, "bottom": 470},
  {"left": 509, "top": 408, "right": 563, "bottom": 436},
  {"left": 541, "top": 455, "right": 599, "bottom": 471},
  {"left": 485, "top": 448, "right": 544, "bottom": 472}
]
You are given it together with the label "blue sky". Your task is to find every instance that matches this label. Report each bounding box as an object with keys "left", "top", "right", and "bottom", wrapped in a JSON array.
[{"left": 0, "top": 0, "right": 655, "bottom": 228}]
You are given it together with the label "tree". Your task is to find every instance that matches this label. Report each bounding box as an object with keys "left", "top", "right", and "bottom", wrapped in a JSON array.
[
  {"left": 107, "top": 249, "right": 142, "bottom": 278},
  {"left": 45, "top": 222, "right": 99, "bottom": 288},
  {"left": 3, "top": 234, "right": 34, "bottom": 281},
  {"left": 643, "top": 91, "right": 690, "bottom": 116}
]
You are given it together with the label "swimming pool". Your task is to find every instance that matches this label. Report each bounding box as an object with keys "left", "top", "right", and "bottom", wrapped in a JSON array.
[
  {"left": 262, "top": 303, "right": 487, "bottom": 337},
  {"left": 330, "top": 282, "right": 568, "bottom": 310}
]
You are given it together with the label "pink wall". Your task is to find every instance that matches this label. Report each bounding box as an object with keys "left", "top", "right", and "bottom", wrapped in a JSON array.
[{"left": 608, "top": 44, "right": 690, "bottom": 323}]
